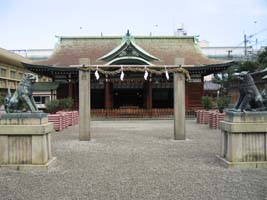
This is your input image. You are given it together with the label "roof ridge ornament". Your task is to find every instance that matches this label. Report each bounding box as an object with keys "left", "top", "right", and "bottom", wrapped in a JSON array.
[{"left": 126, "top": 29, "right": 130, "bottom": 37}]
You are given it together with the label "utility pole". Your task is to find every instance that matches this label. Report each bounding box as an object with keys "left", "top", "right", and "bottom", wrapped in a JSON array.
[{"left": 244, "top": 34, "right": 247, "bottom": 59}]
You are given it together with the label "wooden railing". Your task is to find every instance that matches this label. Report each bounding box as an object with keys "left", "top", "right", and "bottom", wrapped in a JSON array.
[{"left": 91, "top": 108, "right": 196, "bottom": 118}]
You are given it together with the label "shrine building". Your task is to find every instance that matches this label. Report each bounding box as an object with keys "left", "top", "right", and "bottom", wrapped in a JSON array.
[{"left": 24, "top": 31, "right": 234, "bottom": 117}]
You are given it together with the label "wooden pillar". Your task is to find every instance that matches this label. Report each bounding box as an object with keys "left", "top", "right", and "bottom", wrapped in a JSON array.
[
  {"left": 174, "top": 73, "right": 186, "bottom": 140},
  {"left": 146, "top": 78, "right": 152, "bottom": 109},
  {"left": 105, "top": 78, "right": 112, "bottom": 109},
  {"left": 68, "top": 81, "right": 73, "bottom": 98},
  {"left": 79, "top": 70, "right": 91, "bottom": 141}
]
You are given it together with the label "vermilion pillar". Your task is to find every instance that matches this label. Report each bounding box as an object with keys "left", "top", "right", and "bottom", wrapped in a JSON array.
[
  {"left": 146, "top": 79, "right": 152, "bottom": 109},
  {"left": 68, "top": 80, "right": 73, "bottom": 98},
  {"left": 105, "top": 78, "right": 112, "bottom": 109}
]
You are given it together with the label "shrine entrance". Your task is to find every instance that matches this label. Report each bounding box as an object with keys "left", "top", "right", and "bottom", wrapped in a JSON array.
[
  {"left": 78, "top": 65, "right": 189, "bottom": 141},
  {"left": 113, "top": 89, "right": 144, "bottom": 109}
]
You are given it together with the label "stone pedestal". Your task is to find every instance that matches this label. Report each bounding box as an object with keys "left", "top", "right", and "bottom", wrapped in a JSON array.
[
  {"left": 0, "top": 113, "right": 56, "bottom": 170},
  {"left": 218, "top": 111, "right": 267, "bottom": 168}
]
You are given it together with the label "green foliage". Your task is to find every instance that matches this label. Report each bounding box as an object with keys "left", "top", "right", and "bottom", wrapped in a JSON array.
[
  {"left": 46, "top": 98, "right": 73, "bottom": 113},
  {"left": 216, "top": 96, "right": 230, "bottom": 113},
  {"left": 201, "top": 96, "right": 212, "bottom": 110},
  {"left": 238, "top": 61, "right": 258, "bottom": 72},
  {"left": 257, "top": 47, "right": 267, "bottom": 69},
  {"left": 59, "top": 97, "right": 74, "bottom": 111},
  {"left": 45, "top": 98, "right": 74, "bottom": 113},
  {"left": 45, "top": 99, "right": 60, "bottom": 114}
]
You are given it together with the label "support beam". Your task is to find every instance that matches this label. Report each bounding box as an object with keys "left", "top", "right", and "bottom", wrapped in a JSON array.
[
  {"left": 174, "top": 73, "right": 186, "bottom": 140},
  {"left": 79, "top": 70, "right": 91, "bottom": 141}
]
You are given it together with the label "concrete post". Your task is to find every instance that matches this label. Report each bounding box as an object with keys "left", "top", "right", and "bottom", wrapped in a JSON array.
[
  {"left": 79, "top": 70, "right": 91, "bottom": 141},
  {"left": 174, "top": 73, "right": 186, "bottom": 140}
]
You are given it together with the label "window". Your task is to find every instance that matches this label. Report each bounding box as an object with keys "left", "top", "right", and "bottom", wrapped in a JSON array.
[
  {"left": 18, "top": 73, "right": 23, "bottom": 79},
  {"left": 10, "top": 70, "right": 16, "bottom": 79},
  {"left": 34, "top": 96, "right": 50, "bottom": 104},
  {"left": 1, "top": 68, "right": 6, "bottom": 77},
  {"left": 0, "top": 80, "right": 5, "bottom": 86},
  {"left": 34, "top": 96, "right": 41, "bottom": 103},
  {"left": 33, "top": 96, "right": 50, "bottom": 109}
]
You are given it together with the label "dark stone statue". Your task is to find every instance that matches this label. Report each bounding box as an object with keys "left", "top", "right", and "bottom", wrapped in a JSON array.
[
  {"left": 233, "top": 71, "right": 266, "bottom": 112},
  {"left": 4, "top": 73, "right": 39, "bottom": 113}
]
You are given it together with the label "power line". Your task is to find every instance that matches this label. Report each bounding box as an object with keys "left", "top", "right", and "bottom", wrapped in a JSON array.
[
  {"left": 250, "top": 38, "right": 267, "bottom": 46},
  {"left": 229, "top": 27, "right": 267, "bottom": 51},
  {"left": 247, "top": 27, "right": 267, "bottom": 39}
]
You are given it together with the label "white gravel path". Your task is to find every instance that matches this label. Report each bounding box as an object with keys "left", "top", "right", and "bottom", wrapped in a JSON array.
[{"left": 0, "top": 119, "right": 266, "bottom": 200}]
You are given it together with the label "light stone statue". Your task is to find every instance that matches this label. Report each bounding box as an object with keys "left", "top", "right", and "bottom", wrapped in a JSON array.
[{"left": 4, "top": 73, "right": 39, "bottom": 113}]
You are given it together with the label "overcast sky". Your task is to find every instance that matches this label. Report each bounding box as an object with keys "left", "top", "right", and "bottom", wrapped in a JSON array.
[{"left": 0, "top": 0, "right": 266, "bottom": 49}]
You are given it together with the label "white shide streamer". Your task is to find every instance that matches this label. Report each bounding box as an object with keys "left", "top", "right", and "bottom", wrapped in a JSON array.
[
  {"left": 165, "top": 66, "right": 169, "bottom": 80},
  {"left": 120, "top": 66, "right": 124, "bottom": 81},
  {"left": 94, "top": 68, "right": 100, "bottom": 80}
]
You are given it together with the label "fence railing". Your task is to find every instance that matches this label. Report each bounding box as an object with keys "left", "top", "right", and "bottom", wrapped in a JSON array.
[{"left": 91, "top": 108, "right": 196, "bottom": 118}]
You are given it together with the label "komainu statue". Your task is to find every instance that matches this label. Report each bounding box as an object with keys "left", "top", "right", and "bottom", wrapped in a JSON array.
[
  {"left": 4, "top": 73, "right": 39, "bottom": 113},
  {"left": 233, "top": 71, "right": 267, "bottom": 112}
]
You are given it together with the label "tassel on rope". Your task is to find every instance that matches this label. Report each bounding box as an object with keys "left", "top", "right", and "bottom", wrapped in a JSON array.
[
  {"left": 120, "top": 66, "right": 124, "bottom": 81},
  {"left": 94, "top": 66, "right": 100, "bottom": 80}
]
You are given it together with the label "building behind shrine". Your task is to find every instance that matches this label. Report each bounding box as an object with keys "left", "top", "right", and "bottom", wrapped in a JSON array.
[
  {"left": 24, "top": 32, "right": 234, "bottom": 117},
  {"left": 0, "top": 48, "right": 32, "bottom": 95}
]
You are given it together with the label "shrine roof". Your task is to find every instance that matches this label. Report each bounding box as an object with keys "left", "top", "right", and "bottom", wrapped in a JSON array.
[{"left": 36, "top": 34, "right": 225, "bottom": 66}]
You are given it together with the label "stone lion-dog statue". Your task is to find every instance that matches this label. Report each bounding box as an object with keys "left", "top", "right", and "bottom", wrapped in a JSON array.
[
  {"left": 4, "top": 73, "right": 39, "bottom": 113},
  {"left": 233, "top": 71, "right": 266, "bottom": 112}
]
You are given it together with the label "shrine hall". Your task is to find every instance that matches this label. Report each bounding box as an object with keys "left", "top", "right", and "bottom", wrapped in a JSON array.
[{"left": 24, "top": 31, "right": 234, "bottom": 117}]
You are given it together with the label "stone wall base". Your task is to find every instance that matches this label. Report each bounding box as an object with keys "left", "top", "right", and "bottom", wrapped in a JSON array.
[
  {"left": 216, "top": 155, "right": 267, "bottom": 168},
  {"left": 0, "top": 157, "right": 56, "bottom": 170}
]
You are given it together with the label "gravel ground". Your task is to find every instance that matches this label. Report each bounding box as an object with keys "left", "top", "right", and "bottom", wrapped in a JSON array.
[{"left": 0, "top": 119, "right": 266, "bottom": 200}]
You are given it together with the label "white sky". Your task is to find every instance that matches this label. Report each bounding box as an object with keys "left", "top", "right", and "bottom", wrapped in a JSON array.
[{"left": 0, "top": 0, "right": 267, "bottom": 49}]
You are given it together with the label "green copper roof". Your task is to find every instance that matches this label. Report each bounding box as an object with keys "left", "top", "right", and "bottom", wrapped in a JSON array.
[{"left": 33, "top": 82, "right": 59, "bottom": 92}]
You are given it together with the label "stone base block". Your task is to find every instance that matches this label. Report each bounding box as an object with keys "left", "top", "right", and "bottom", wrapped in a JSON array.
[
  {"left": 216, "top": 155, "right": 267, "bottom": 168},
  {"left": 0, "top": 157, "right": 56, "bottom": 170},
  {"left": 0, "top": 117, "right": 54, "bottom": 170},
  {"left": 218, "top": 111, "right": 267, "bottom": 168}
]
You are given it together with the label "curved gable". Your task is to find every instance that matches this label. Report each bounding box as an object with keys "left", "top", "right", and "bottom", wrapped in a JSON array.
[{"left": 98, "top": 31, "right": 159, "bottom": 64}]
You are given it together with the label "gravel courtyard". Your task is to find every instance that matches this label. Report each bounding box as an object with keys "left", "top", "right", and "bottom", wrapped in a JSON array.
[{"left": 0, "top": 119, "right": 266, "bottom": 200}]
